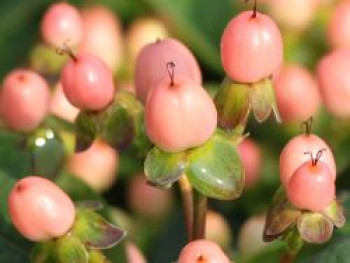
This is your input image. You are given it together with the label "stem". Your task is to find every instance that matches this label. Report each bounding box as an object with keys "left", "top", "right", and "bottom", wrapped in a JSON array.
[
  {"left": 56, "top": 40, "right": 77, "bottom": 62},
  {"left": 301, "top": 117, "right": 313, "bottom": 135},
  {"left": 191, "top": 189, "right": 207, "bottom": 241},
  {"left": 280, "top": 252, "right": 296, "bottom": 263},
  {"left": 179, "top": 176, "right": 193, "bottom": 241}
]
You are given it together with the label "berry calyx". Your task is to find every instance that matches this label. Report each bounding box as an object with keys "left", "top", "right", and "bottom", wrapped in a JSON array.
[{"left": 8, "top": 176, "right": 75, "bottom": 241}]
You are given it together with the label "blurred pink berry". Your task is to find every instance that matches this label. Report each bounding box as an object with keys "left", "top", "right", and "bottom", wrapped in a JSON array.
[
  {"left": 79, "top": 5, "right": 123, "bottom": 71},
  {"left": 317, "top": 49, "right": 350, "bottom": 117},
  {"left": 287, "top": 159, "right": 335, "bottom": 211},
  {"left": 126, "top": 242, "right": 147, "bottom": 263},
  {"left": 60, "top": 52, "right": 115, "bottom": 111},
  {"left": 8, "top": 176, "right": 75, "bottom": 241},
  {"left": 178, "top": 239, "right": 230, "bottom": 263},
  {"left": 50, "top": 83, "right": 80, "bottom": 123},
  {"left": 327, "top": 1, "right": 350, "bottom": 49},
  {"left": 0, "top": 69, "right": 50, "bottom": 132},
  {"left": 145, "top": 74, "right": 217, "bottom": 153},
  {"left": 205, "top": 210, "right": 232, "bottom": 248},
  {"left": 221, "top": 11, "right": 283, "bottom": 83},
  {"left": 237, "top": 138, "right": 262, "bottom": 188},
  {"left": 135, "top": 38, "right": 202, "bottom": 104},
  {"left": 274, "top": 64, "right": 321, "bottom": 122},
  {"left": 280, "top": 134, "right": 336, "bottom": 187},
  {"left": 41, "top": 2, "right": 83, "bottom": 47},
  {"left": 67, "top": 139, "right": 119, "bottom": 192}
]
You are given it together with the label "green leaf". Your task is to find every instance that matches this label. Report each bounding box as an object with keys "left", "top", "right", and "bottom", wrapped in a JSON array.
[
  {"left": 144, "top": 147, "right": 186, "bottom": 189},
  {"left": 214, "top": 77, "right": 251, "bottom": 130},
  {"left": 27, "top": 128, "right": 65, "bottom": 179},
  {"left": 72, "top": 209, "right": 126, "bottom": 250},
  {"left": 56, "top": 236, "right": 88, "bottom": 263},
  {"left": 251, "top": 78, "right": 281, "bottom": 123},
  {"left": 297, "top": 212, "right": 333, "bottom": 244},
  {"left": 186, "top": 134, "right": 244, "bottom": 200},
  {"left": 264, "top": 187, "right": 301, "bottom": 242}
]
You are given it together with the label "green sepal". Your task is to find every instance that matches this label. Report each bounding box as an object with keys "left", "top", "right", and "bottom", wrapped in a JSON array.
[
  {"left": 88, "top": 250, "right": 108, "bottom": 263},
  {"left": 264, "top": 187, "right": 301, "bottom": 242},
  {"left": 72, "top": 209, "right": 126, "bottom": 249},
  {"left": 297, "top": 212, "right": 334, "bottom": 244},
  {"left": 56, "top": 235, "right": 89, "bottom": 263},
  {"left": 31, "top": 241, "right": 57, "bottom": 263},
  {"left": 214, "top": 77, "right": 251, "bottom": 130},
  {"left": 144, "top": 147, "right": 186, "bottom": 189},
  {"left": 321, "top": 200, "right": 346, "bottom": 228},
  {"left": 185, "top": 134, "right": 244, "bottom": 200},
  {"left": 75, "top": 111, "right": 101, "bottom": 152},
  {"left": 251, "top": 78, "right": 281, "bottom": 123}
]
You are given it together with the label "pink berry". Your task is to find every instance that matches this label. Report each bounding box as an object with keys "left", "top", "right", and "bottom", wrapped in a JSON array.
[
  {"left": 50, "top": 83, "right": 80, "bottom": 123},
  {"left": 205, "top": 210, "right": 232, "bottom": 248},
  {"left": 126, "top": 17, "right": 169, "bottom": 65},
  {"left": 67, "top": 139, "right": 119, "bottom": 192},
  {"left": 274, "top": 64, "right": 321, "bottom": 122},
  {"left": 60, "top": 52, "right": 115, "bottom": 111},
  {"left": 178, "top": 239, "right": 230, "bottom": 263},
  {"left": 145, "top": 73, "right": 217, "bottom": 152},
  {"left": 41, "top": 2, "right": 83, "bottom": 47},
  {"left": 221, "top": 11, "right": 283, "bottom": 83},
  {"left": 327, "top": 1, "right": 350, "bottom": 49},
  {"left": 237, "top": 138, "right": 262, "bottom": 188},
  {"left": 79, "top": 5, "right": 123, "bottom": 71},
  {"left": 127, "top": 175, "right": 173, "bottom": 219},
  {"left": 126, "top": 242, "right": 147, "bottom": 263},
  {"left": 238, "top": 215, "right": 268, "bottom": 256},
  {"left": 0, "top": 69, "right": 50, "bottom": 132},
  {"left": 8, "top": 176, "right": 75, "bottom": 241},
  {"left": 286, "top": 159, "right": 335, "bottom": 211},
  {"left": 280, "top": 134, "right": 336, "bottom": 187},
  {"left": 266, "top": 0, "right": 318, "bottom": 31},
  {"left": 317, "top": 49, "right": 350, "bottom": 117},
  {"left": 135, "top": 38, "right": 202, "bottom": 104}
]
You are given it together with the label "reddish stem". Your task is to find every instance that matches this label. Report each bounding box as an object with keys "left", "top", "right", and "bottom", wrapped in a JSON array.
[{"left": 56, "top": 40, "right": 77, "bottom": 62}]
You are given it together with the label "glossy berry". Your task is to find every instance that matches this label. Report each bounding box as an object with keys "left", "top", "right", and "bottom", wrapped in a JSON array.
[
  {"left": 135, "top": 38, "right": 202, "bottom": 104},
  {"left": 221, "top": 11, "right": 283, "bottom": 83},
  {"left": 126, "top": 242, "right": 147, "bottom": 263},
  {"left": 317, "top": 49, "right": 350, "bottom": 117},
  {"left": 145, "top": 71, "right": 217, "bottom": 153},
  {"left": 237, "top": 138, "right": 262, "bottom": 188},
  {"left": 41, "top": 2, "right": 83, "bottom": 47},
  {"left": 8, "top": 176, "right": 75, "bottom": 241},
  {"left": 50, "top": 83, "right": 80, "bottom": 123},
  {"left": 280, "top": 134, "right": 336, "bottom": 187},
  {"left": 286, "top": 155, "right": 335, "bottom": 212},
  {"left": 327, "top": 1, "right": 350, "bottom": 49},
  {"left": 178, "top": 239, "right": 230, "bottom": 263},
  {"left": 67, "top": 139, "right": 119, "bottom": 192},
  {"left": 0, "top": 69, "right": 50, "bottom": 132},
  {"left": 60, "top": 52, "right": 115, "bottom": 111},
  {"left": 274, "top": 65, "right": 321, "bottom": 122},
  {"left": 127, "top": 174, "right": 173, "bottom": 219},
  {"left": 80, "top": 5, "right": 123, "bottom": 71}
]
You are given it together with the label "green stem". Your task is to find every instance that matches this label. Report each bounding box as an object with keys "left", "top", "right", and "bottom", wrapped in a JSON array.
[
  {"left": 191, "top": 189, "right": 207, "bottom": 241},
  {"left": 179, "top": 176, "right": 193, "bottom": 241}
]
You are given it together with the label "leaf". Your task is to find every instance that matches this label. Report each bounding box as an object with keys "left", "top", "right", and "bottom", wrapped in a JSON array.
[
  {"left": 264, "top": 187, "right": 301, "bottom": 241},
  {"left": 56, "top": 236, "right": 88, "bottom": 263},
  {"left": 26, "top": 128, "right": 65, "bottom": 179},
  {"left": 297, "top": 212, "right": 333, "bottom": 244},
  {"left": 321, "top": 200, "right": 346, "bottom": 228},
  {"left": 72, "top": 209, "right": 126, "bottom": 250},
  {"left": 251, "top": 78, "right": 281, "bottom": 123},
  {"left": 214, "top": 77, "right": 251, "bottom": 130},
  {"left": 185, "top": 134, "right": 244, "bottom": 200},
  {"left": 144, "top": 146, "right": 186, "bottom": 189}
]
